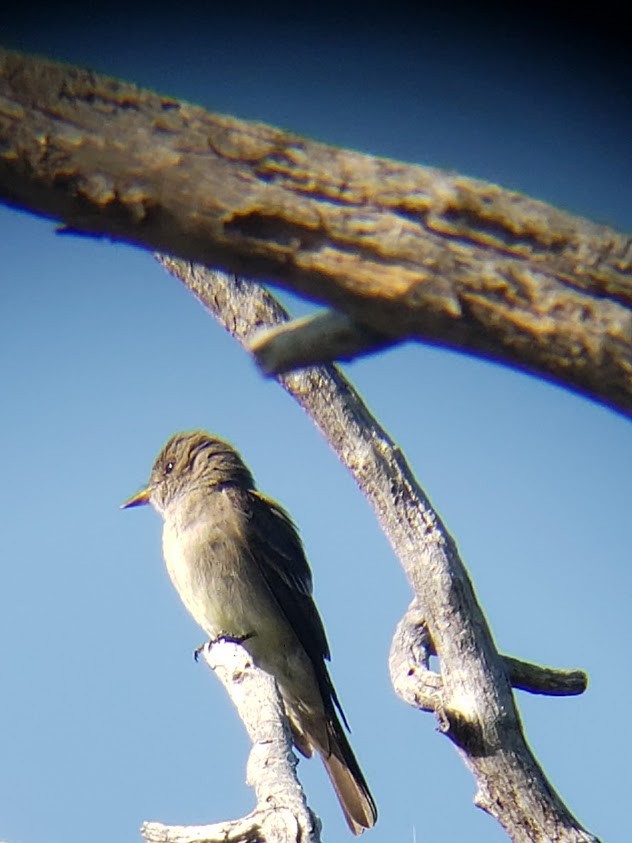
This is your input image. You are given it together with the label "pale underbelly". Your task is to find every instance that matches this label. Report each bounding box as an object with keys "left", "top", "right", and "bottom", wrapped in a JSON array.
[{"left": 162, "top": 517, "right": 324, "bottom": 721}]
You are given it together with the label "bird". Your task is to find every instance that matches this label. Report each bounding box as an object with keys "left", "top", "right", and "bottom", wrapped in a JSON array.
[{"left": 122, "top": 430, "right": 377, "bottom": 834}]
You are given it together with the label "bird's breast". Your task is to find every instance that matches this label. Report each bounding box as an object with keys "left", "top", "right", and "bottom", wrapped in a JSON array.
[
  {"left": 161, "top": 491, "right": 278, "bottom": 647},
  {"left": 160, "top": 489, "right": 324, "bottom": 726}
]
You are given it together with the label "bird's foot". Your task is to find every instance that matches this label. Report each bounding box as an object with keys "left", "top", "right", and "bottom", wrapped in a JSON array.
[{"left": 193, "top": 631, "right": 256, "bottom": 661}]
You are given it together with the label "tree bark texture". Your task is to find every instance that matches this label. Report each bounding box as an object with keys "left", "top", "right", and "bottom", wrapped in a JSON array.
[
  {"left": 1, "top": 48, "right": 631, "bottom": 417},
  {"left": 143, "top": 641, "right": 320, "bottom": 843},
  {"left": 156, "top": 259, "right": 598, "bottom": 843}
]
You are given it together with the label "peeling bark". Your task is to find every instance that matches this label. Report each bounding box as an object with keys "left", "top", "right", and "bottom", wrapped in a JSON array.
[{"left": 1, "top": 48, "right": 631, "bottom": 417}]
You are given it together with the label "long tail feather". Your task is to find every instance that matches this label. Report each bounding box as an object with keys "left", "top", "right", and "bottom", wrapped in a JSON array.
[{"left": 321, "top": 720, "right": 377, "bottom": 835}]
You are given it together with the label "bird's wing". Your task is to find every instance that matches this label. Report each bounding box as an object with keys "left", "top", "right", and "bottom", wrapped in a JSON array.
[{"left": 244, "top": 489, "right": 349, "bottom": 728}]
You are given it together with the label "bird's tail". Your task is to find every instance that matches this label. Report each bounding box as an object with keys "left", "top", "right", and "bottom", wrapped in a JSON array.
[{"left": 321, "top": 717, "right": 377, "bottom": 835}]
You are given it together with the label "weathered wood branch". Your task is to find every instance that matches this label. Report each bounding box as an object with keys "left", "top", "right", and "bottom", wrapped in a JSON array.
[
  {"left": 503, "top": 656, "right": 587, "bottom": 696},
  {"left": 249, "top": 311, "right": 393, "bottom": 375},
  {"left": 1, "top": 48, "right": 631, "bottom": 417},
  {"left": 389, "top": 599, "right": 587, "bottom": 708},
  {"left": 156, "top": 258, "right": 597, "bottom": 842},
  {"left": 142, "top": 640, "right": 319, "bottom": 843}
]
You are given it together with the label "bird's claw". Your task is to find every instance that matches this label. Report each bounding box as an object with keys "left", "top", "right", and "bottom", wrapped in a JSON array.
[{"left": 194, "top": 631, "right": 256, "bottom": 661}]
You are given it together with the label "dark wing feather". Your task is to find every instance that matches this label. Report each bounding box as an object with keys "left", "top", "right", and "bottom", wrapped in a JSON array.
[
  {"left": 244, "top": 489, "right": 349, "bottom": 729},
  {"left": 241, "top": 490, "right": 376, "bottom": 832}
]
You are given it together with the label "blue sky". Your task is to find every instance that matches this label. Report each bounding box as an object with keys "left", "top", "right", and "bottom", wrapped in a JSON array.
[{"left": 1, "top": 8, "right": 630, "bottom": 843}]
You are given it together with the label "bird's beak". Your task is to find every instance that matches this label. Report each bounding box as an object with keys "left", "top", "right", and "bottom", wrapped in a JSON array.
[{"left": 121, "top": 487, "right": 152, "bottom": 509}]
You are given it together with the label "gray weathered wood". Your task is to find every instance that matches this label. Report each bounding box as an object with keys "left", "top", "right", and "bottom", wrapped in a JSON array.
[
  {"left": 142, "top": 641, "right": 320, "bottom": 843},
  {"left": 157, "top": 258, "right": 598, "bottom": 842}
]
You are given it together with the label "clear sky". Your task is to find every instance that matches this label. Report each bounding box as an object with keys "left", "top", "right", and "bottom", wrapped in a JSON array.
[{"left": 1, "top": 6, "right": 630, "bottom": 843}]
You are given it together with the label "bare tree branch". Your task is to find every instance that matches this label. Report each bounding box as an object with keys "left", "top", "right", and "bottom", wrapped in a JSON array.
[
  {"left": 0, "top": 45, "right": 602, "bottom": 840},
  {"left": 249, "top": 311, "right": 392, "bottom": 374},
  {"left": 1, "top": 48, "right": 631, "bottom": 418},
  {"left": 389, "top": 599, "right": 587, "bottom": 708},
  {"left": 142, "top": 640, "right": 320, "bottom": 843},
  {"left": 156, "top": 257, "right": 598, "bottom": 842},
  {"left": 503, "top": 656, "right": 587, "bottom": 696}
]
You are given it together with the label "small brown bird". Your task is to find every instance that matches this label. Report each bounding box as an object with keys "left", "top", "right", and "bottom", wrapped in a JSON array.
[{"left": 122, "top": 430, "right": 376, "bottom": 834}]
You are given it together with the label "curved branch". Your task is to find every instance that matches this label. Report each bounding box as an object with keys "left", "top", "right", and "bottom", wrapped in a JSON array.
[
  {"left": 1, "top": 48, "right": 631, "bottom": 417},
  {"left": 388, "top": 600, "right": 587, "bottom": 710},
  {"left": 141, "top": 640, "right": 320, "bottom": 843},
  {"left": 156, "top": 258, "right": 598, "bottom": 842}
]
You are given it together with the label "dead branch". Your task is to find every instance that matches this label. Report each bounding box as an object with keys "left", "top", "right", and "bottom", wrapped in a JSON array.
[
  {"left": 156, "top": 258, "right": 598, "bottom": 843},
  {"left": 0, "top": 45, "right": 602, "bottom": 840},
  {"left": 0, "top": 48, "right": 631, "bottom": 417},
  {"left": 142, "top": 640, "right": 320, "bottom": 843},
  {"left": 389, "top": 598, "right": 587, "bottom": 709}
]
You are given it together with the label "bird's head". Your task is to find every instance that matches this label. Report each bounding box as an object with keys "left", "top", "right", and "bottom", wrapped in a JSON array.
[{"left": 121, "top": 430, "right": 254, "bottom": 515}]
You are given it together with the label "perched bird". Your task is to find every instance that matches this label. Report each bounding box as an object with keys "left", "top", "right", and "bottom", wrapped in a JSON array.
[{"left": 122, "top": 430, "right": 377, "bottom": 834}]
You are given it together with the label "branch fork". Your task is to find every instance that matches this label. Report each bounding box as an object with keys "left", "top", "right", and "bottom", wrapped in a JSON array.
[
  {"left": 152, "top": 260, "right": 599, "bottom": 842},
  {"left": 0, "top": 47, "right": 604, "bottom": 839}
]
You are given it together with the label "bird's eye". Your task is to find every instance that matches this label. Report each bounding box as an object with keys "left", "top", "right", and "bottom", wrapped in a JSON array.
[{"left": 165, "top": 460, "right": 175, "bottom": 475}]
